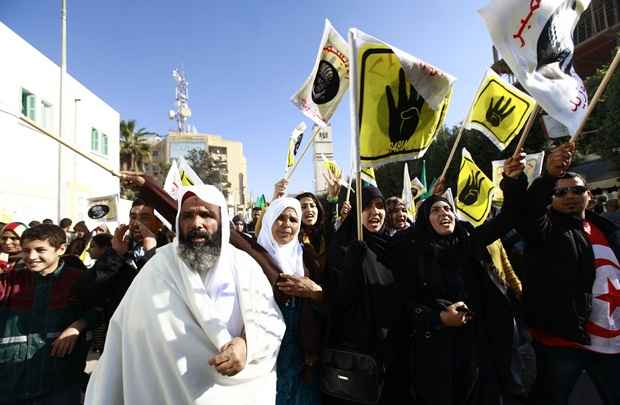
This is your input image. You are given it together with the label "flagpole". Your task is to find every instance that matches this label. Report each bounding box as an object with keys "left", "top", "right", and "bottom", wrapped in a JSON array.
[
  {"left": 511, "top": 104, "right": 540, "bottom": 158},
  {"left": 285, "top": 126, "right": 319, "bottom": 181},
  {"left": 348, "top": 29, "right": 364, "bottom": 241},
  {"left": 440, "top": 72, "right": 486, "bottom": 179},
  {"left": 20, "top": 116, "right": 121, "bottom": 177},
  {"left": 571, "top": 50, "right": 620, "bottom": 143}
]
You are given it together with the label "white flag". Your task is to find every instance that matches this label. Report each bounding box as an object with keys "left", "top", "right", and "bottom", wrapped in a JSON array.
[
  {"left": 291, "top": 19, "right": 350, "bottom": 128},
  {"left": 479, "top": 0, "right": 591, "bottom": 135},
  {"left": 402, "top": 163, "right": 416, "bottom": 219},
  {"left": 163, "top": 160, "right": 182, "bottom": 201},
  {"left": 542, "top": 114, "right": 571, "bottom": 139},
  {"left": 286, "top": 122, "right": 307, "bottom": 173},
  {"left": 492, "top": 150, "right": 545, "bottom": 202}
]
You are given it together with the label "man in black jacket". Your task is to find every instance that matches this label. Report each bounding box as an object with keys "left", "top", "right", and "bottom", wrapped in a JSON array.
[
  {"left": 108, "top": 198, "right": 173, "bottom": 313},
  {"left": 519, "top": 142, "right": 620, "bottom": 405}
]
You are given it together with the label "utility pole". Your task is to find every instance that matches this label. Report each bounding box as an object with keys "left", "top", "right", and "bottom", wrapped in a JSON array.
[{"left": 57, "top": 0, "right": 67, "bottom": 222}]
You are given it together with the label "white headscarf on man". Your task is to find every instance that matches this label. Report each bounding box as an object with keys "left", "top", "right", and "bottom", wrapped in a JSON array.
[{"left": 257, "top": 197, "right": 305, "bottom": 277}]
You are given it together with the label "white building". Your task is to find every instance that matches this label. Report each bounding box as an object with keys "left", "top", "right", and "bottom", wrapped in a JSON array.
[{"left": 0, "top": 22, "right": 120, "bottom": 224}]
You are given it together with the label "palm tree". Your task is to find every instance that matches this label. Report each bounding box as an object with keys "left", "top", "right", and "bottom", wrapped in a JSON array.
[{"left": 119, "top": 120, "right": 155, "bottom": 171}]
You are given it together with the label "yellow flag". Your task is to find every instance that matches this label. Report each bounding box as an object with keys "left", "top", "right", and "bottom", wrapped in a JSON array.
[
  {"left": 456, "top": 148, "right": 495, "bottom": 227},
  {"left": 322, "top": 159, "right": 342, "bottom": 179},
  {"left": 351, "top": 30, "right": 454, "bottom": 167},
  {"left": 178, "top": 157, "right": 204, "bottom": 187},
  {"left": 466, "top": 69, "right": 536, "bottom": 150},
  {"left": 360, "top": 167, "right": 377, "bottom": 187},
  {"left": 402, "top": 163, "right": 416, "bottom": 219}
]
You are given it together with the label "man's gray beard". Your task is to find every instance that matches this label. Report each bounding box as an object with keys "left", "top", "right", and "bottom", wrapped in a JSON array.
[
  {"left": 177, "top": 240, "right": 221, "bottom": 276},
  {"left": 178, "top": 243, "right": 222, "bottom": 275}
]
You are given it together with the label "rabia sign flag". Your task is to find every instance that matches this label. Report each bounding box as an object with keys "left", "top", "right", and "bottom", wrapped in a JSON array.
[
  {"left": 350, "top": 29, "right": 455, "bottom": 167},
  {"left": 465, "top": 69, "right": 536, "bottom": 150}
]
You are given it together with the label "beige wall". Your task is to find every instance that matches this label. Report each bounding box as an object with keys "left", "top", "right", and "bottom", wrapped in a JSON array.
[{"left": 151, "top": 132, "right": 249, "bottom": 213}]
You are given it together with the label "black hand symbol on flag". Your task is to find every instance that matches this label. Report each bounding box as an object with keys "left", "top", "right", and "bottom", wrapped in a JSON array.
[
  {"left": 386, "top": 68, "right": 426, "bottom": 143},
  {"left": 459, "top": 171, "right": 484, "bottom": 206},
  {"left": 486, "top": 96, "right": 516, "bottom": 127}
]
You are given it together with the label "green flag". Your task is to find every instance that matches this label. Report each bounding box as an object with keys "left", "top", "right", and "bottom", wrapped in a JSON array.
[{"left": 255, "top": 194, "right": 267, "bottom": 209}]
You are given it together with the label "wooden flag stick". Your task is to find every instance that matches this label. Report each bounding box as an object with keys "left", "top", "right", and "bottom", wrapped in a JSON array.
[
  {"left": 355, "top": 169, "right": 364, "bottom": 241},
  {"left": 284, "top": 126, "right": 319, "bottom": 181},
  {"left": 440, "top": 123, "right": 466, "bottom": 179},
  {"left": 19, "top": 116, "right": 121, "bottom": 177},
  {"left": 571, "top": 50, "right": 620, "bottom": 143},
  {"left": 439, "top": 72, "right": 485, "bottom": 179},
  {"left": 512, "top": 104, "right": 541, "bottom": 158}
]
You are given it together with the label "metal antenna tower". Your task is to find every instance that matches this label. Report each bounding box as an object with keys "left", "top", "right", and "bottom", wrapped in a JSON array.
[{"left": 168, "top": 68, "right": 193, "bottom": 133}]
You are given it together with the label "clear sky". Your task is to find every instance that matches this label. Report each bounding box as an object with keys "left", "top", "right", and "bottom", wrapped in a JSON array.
[{"left": 1, "top": 0, "right": 493, "bottom": 200}]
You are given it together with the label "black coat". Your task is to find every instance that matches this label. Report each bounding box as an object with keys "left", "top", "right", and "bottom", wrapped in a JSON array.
[
  {"left": 385, "top": 175, "right": 527, "bottom": 405},
  {"left": 518, "top": 174, "right": 620, "bottom": 345}
]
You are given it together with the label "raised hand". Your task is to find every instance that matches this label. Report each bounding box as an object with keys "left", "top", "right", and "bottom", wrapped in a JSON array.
[
  {"left": 458, "top": 171, "right": 484, "bottom": 205},
  {"left": 546, "top": 142, "right": 575, "bottom": 177},
  {"left": 272, "top": 178, "right": 288, "bottom": 201},
  {"left": 432, "top": 176, "right": 447, "bottom": 196},
  {"left": 486, "top": 96, "right": 515, "bottom": 127},
  {"left": 503, "top": 152, "right": 526, "bottom": 178},
  {"left": 112, "top": 224, "right": 130, "bottom": 256},
  {"left": 322, "top": 170, "right": 341, "bottom": 199},
  {"left": 120, "top": 171, "right": 146, "bottom": 189},
  {"left": 386, "top": 68, "right": 426, "bottom": 143}
]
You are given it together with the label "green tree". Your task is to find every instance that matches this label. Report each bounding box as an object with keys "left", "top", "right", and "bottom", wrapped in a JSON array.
[
  {"left": 184, "top": 148, "right": 231, "bottom": 198},
  {"left": 119, "top": 120, "right": 155, "bottom": 171},
  {"left": 376, "top": 119, "right": 551, "bottom": 198},
  {"left": 579, "top": 50, "right": 620, "bottom": 169}
]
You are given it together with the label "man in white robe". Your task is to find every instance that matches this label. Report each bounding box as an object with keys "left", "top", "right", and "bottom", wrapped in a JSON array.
[{"left": 85, "top": 185, "right": 286, "bottom": 405}]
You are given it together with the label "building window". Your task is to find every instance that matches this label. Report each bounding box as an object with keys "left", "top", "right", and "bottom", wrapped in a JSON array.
[
  {"left": 21, "top": 88, "right": 37, "bottom": 121},
  {"left": 90, "top": 128, "right": 109, "bottom": 156},
  {"left": 91, "top": 128, "right": 99, "bottom": 152},
  {"left": 101, "top": 133, "right": 108, "bottom": 155},
  {"left": 40, "top": 100, "right": 53, "bottom": 130}
]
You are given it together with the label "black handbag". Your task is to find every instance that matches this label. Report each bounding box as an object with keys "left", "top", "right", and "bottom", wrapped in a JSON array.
[{"left": 320, "top": 348, "right": 384, "bottom": 404}]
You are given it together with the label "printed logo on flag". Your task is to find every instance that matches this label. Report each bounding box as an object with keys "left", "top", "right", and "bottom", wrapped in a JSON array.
[
  {"left": 357, "top": 45, "right": 451, "bottom": 166},
  {"left": 291, "top": 20, "right": 350, "bottom": 128},
  {"left": 456, "top": 149, "right": 495, "bottom": 226},
  {"left": 467, "top": 70, "right": 536, "bottom": 150},
  {"left": 479, "top": 0, "right": 591, "bottom": 134}
]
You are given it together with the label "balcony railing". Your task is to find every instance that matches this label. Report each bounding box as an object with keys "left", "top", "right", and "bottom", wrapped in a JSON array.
[{"left": 575, "top": 0, "right": 620, "bottom": 45}]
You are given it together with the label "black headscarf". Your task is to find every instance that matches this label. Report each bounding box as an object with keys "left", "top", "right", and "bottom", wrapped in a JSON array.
[
  {"left": 332, "top": 185, "right": 387, "bottom": 257},
  {"left": 414, "top": 195, "right": 471, "bottom": 300}
]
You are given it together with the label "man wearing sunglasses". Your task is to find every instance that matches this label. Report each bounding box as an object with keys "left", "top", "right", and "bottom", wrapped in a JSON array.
[{"left": 518, "top": 142, "right": 620, "bottom": 405}]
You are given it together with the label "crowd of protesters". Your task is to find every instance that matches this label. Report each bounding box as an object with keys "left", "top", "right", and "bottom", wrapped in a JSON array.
[{"left": 0, "top": 142, "right": 618, "bottom": 405}]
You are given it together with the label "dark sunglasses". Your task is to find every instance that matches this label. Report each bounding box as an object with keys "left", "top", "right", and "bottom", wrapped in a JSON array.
[{"left": 553, "top": 186, "right": 587, "bottom": 197}]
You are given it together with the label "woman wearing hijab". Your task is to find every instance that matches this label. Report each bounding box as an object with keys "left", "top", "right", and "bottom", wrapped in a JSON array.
[
  {"left": 257, "top": 197, "right": 324, "bottom": 405},
  {"left": 323, "top": 185, "right": 398, "bottom": 405},
  {"left": 384, "top": 197, "right": 413, "bottom": 237},
  {"left": 0, "top": 222, "right": 27, "bottom": 273},
  {"left": 386, "top": 155, "right": 527, "bottom": 405}
]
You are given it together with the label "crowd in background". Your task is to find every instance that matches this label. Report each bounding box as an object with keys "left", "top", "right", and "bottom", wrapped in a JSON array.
[{"left": 0, "top": 143, "right": 619, "bottom": 405}]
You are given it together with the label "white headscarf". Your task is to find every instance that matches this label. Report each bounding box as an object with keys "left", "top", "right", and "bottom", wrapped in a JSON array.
[{"left": 257, "top": 197, "right": 305, "bottom": 277}]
